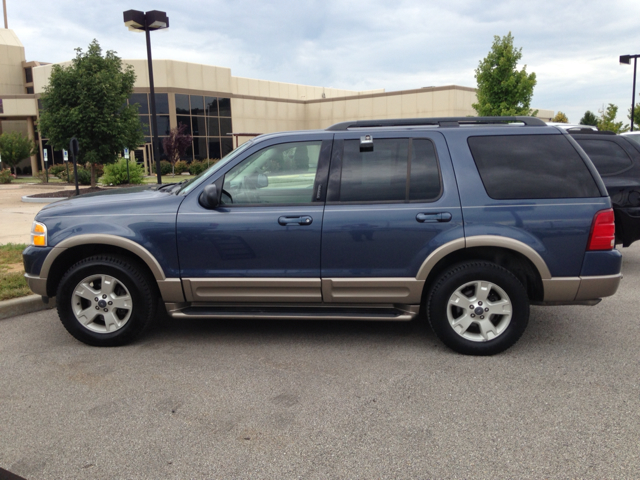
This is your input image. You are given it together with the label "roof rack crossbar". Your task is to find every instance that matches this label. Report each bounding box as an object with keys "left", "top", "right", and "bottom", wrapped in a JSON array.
[{"left": 326, "top": 116, "right": 546, "bottom": 131}]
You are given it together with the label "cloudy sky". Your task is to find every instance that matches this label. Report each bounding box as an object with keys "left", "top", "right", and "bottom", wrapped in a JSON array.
[{"left": 6, "top": 0, "right": 640, "bottom": 124}]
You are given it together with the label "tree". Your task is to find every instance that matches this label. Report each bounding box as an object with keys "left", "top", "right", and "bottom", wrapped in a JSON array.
[
  {"left": 551, "top": 111, "right": 569, "bottom": 123},
  {"left": 0, "top": 132, "right": 37, "bottom": 175},
  {"left": 597, "top": 104, "right": 629, "bottom": 133},
  {"left": 472, "top": 32, "right": 537, "bottom": 117},
  {"left": 627, "top": 103, "right": 640, "bottom": 131},
  {"left": 579, "top": 110, "right": 599, "bottom": 127},
  {"left": 162, "top": 123, "right": 193, "bottom": 175},
  {"left": 37, "top": 40, "right": 143, "bottom": 187}
]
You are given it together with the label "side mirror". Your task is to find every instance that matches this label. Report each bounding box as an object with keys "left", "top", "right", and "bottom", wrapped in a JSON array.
[
  {"left": 245, "top": 173, "right": 269, "bottom": 189},
  {"left": 199, "top": 184, "right": 219, "bottom": 209},
  {"left": 257, "top": 173, "right": 269, "bottom": 188}
]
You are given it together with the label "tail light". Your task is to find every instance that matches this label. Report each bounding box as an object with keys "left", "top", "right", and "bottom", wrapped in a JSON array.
[{"left": 587, "top": 209, "right": 615, "bottom": 251}]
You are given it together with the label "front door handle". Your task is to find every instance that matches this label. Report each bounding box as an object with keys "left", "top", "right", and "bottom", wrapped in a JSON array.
[
  {"left": 278, "top": 215, "right": 313, "bottom": 226},
  {"left": 416, "top": 212, "right": 452, "bottom": 223}
]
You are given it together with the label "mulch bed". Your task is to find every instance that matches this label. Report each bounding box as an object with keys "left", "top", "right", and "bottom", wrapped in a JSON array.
[{"left": 27, "top": 184, "right": 151, "bottom": 198}]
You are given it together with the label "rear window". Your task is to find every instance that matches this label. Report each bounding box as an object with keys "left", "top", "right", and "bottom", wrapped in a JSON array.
[
  {"left": 339, "top": 138, "right": 441, "bottom": 202},
  {"left": 574, "top": 139, "right": 633, "bottom": 176},
  {"left": 468, "top": 135, "right": 601, "bottom": 199}
]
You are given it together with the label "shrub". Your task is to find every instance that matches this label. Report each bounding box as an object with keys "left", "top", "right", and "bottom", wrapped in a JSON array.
[
  {"left": 188, "top": 160, "right": 206, "bottom": 176},
  {"left": 151, "top": 159, "right": 172, "bottom": 175},
  {"left": 173, "top": 160, "right": 189, "bottom": 175},
  {"left": 49, "top": 164, "right": 66, "bottom": 178},
  {"left": 65, "top": 168, "right": 91, "bottom": 185},
  {"left": 101, "top": 158, "right": 144, "bottom": 185},
  {"left": 0, "top": 169, "right": 13, "bottom": 184}
]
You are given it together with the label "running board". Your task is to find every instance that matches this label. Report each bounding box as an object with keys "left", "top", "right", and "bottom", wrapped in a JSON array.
[{"left": 166, "top": 303, "right": 420, "bottom": 322}]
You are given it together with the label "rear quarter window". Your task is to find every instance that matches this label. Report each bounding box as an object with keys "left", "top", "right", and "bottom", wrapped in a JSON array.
[
  {"left": 468, "top": 134, "right": 601, "bottom": 199},
  {"left": 574, "top": 139, "right": 633, "bottom": 176}
]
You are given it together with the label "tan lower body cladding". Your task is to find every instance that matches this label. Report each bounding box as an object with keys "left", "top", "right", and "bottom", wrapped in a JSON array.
[{"left": 182, "top": 278, "right": 425, "bottom": 304}]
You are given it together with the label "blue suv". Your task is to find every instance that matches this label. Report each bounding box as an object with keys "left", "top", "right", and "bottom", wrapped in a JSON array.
[{"left": 23, "top": 116, "right": 623, "bottom": 355}]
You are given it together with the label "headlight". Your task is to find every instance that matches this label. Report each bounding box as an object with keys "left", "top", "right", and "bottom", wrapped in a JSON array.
[{"left": 31, "top": 221, "right": 47, "bottom": 247}]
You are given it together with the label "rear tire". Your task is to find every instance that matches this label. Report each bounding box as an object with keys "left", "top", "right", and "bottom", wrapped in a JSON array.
[
  {"left": 56, "top": 254, "right": 157, "bottom": 346},
  {"left": 427, "top": 261, "right": 529, "bottom": 355}
]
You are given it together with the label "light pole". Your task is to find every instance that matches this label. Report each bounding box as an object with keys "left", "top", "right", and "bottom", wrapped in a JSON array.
[
  {"left": 620, "top": 54, "right": 640, "bottom": 132},
  {"left": 123, "top": 9, "right": 169, "bottom": 184}
]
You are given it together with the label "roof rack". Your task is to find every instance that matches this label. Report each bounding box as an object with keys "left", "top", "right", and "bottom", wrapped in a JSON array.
[
  {"left": 326, "top": 116, "right": 547, "bottom": 131},
  {"left": 566, "top": 128, "right": 615, "bottom": 135}
]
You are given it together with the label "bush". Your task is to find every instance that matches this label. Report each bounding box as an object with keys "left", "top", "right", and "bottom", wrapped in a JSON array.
[
  {"left": 49, "top": 164, "right": 66, "bottom": 178},
  {"left": 100, "top": 158, "right": 144, "bottom": 185},
  {"left": 0, "top": 169, "right": 13, "bottom": 184},
  {"left": 85, "top": 162, "right": 104, "bottom": 178},
  {"left": 64, "top": 168, "right": 91, "bottom": 185},
  {"left": 173, "top": 160, "right": 189, "bottom": 175},
  {"left": 151, "top": 159, "right": 172, "bottom": 175},
  {"left": 188, "top": 160, "right": 206, "bottom": 176}
]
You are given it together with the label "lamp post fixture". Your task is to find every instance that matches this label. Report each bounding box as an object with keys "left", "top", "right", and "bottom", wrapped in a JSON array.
[
  {"left": 620, "top": 54, "right": 640, "bottom": 132},
  {"left": 123, "top": 9, "right": 169, "bottom": 184}
]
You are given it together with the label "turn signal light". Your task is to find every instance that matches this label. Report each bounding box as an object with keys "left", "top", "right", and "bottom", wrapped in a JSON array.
[
  {"left": 587, "top": 209, "right": 615, "bottom": 251},
  {"left": 31, "top": 221, "right": 47, "bottom": 247}
]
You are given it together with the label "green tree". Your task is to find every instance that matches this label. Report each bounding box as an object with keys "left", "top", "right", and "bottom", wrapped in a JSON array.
[
  {"left": 551, "top": 111, "right": 569, "bottom": 123},
  {"left": 579, "top": 110, "right": 599, "bottom": 127},
  {"left": 472, "top": 32, "right": 537, "bottom": 117},
  {"left": 597, "top": 104, "right": 629, "bottom": 133},
  {"left": 627, "top": 103, "right": 640, "bottom": 131},
  {"left": 0, "top": 132, "right": 37, "bottom": 175},
  {"left": 37, "top": 40, "right": 143, "bottom": 187}
]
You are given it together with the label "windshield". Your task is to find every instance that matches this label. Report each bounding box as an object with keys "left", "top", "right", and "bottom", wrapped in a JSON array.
[{"left": 178, "top": 140, "right": 255, "bottom": 195}]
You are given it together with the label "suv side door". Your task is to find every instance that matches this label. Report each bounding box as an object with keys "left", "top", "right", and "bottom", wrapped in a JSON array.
[
  {"left": 320, "top": 130, "right": 464, "bottom": 304},
  {"left": 176, "top": 133, "right": 333, "bottom": 303}
]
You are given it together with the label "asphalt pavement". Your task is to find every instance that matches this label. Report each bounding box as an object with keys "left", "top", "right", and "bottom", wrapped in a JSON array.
[{"left": 0, "top": 245, "right": 639, "bottom": 479}]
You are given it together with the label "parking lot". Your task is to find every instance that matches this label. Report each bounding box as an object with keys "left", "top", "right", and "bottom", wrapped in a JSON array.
[{"left": 0, "top": 241, "right": 638, "bottom": 478}]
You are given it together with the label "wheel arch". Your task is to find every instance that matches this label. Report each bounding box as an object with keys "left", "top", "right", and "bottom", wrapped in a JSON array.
[
  {"left": 418, "top": 237, "right": 549, "bottom": 307},
  {"left": 43, "top": 235, "right": 165, "bottom": 298}
]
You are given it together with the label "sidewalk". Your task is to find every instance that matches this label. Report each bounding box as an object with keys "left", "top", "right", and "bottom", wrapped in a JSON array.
[{"left": 0, "top": 184, "right": 73, "bottom": 244}]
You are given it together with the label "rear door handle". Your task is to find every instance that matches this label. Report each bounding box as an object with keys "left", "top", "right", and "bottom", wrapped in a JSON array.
[
  {"left": 416, "top": 212, "right": 452, "bottom": 223},
  {"left": 278, "top": 215, "right": 313, "bottom": 226}
]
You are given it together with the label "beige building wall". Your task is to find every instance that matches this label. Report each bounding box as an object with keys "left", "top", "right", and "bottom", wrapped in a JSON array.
[{"left": 0, "top": 29, "right": 25, "bottom": 95}]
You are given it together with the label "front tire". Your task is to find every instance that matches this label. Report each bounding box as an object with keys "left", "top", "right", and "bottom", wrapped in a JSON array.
[
  {"left": 427, "top": 261, "right": 529, "bottom": 355},
  {"left": 56, "top": 255, "right": 157, "bottom": 346}
]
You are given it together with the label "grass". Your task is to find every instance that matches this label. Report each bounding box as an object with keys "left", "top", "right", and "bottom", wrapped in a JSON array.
[
  {"left": 9, "top": 175, "right": 194, "bottom": 186},
  {"left": 0, "top": 243, "right": 31, "bottom": 301},
  {"left": 12, "top": 176, "right": 65, "bottom": 184},
  {"left": 142, "top": 174, "right": 195, "bottom": 184}
]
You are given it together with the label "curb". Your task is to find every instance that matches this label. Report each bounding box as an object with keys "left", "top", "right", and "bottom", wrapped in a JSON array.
[
  {"left": 21, "top": 195, "right": 65, "bottom": 204},
  {"left": 0, "top": 295, "right": 56, "bottom": 320}
]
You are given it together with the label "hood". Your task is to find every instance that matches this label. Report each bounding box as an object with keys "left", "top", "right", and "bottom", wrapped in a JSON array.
[{"left": 36, "top": 185, "right": 185, "bottom": 219}]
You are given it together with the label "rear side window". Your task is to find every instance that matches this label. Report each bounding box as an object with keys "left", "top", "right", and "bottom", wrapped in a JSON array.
[
  {"left": 574, "top": 139, "right": 633, "bottom": 176},
  {"left": 468, "top": 135, "right": 601, "bottom": 199},
  {"left": 339, "top": 138, "right": 441, "bottom": 202}
]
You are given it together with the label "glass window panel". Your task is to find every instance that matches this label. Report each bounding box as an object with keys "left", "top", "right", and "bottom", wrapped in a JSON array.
[
  {"left": 144, "top": 136, "right": 151, "bottom": 144},
  {"left": 207, "top": 117, "right": 220, "bottom": 137},
  {"left": 340, "top": 139, "right": 409, "bottom": 202},
  {"left": 182, "top": 143, "right": 193, "bottom": 162},
  {"left": 220, "top": 117, "right": 233, "bottom": 136},
  {"left": 190, "top": 95, "right": 205, "bottom": 115},
  {"left": 25, "top": 67, "right": 33, "bottom": 83},
  {"left": 26, "top": 86, "right": 34, "bottom": 94},
  {"left": 156, "top": 115, "right": 170, "bottom": 136},
  {"left": 205, "top": 96, "right": 218, "bottom": 116},
  {"left": 219, "top": 98, "right": 231, "bottom": 117},
  {"left": 139, "top": 116, "right": 150, "bottom": 136},
  {"left": 223, "top": 141, "right": 322, "bottom": 205},
  {"left": 194, "top": 137, "right": 208, "bottom": 160},
  {"left": 154, "top": 93, "right": 169, "bottom": 114},
  {"left": 177, "top": 116, "right": 191, "bottom": 135},
  {"left": 130, "top": 93, "right": 148, "bottom": 114},
  {"left": 208, "top": 138, "right": 221, "bottom": 160},
  {"left": 410, "top": 139, "right": 441, "bottom": 201},
  {"left": 221, "top": 138, "right": 234, "bottom": 157},
  {"left": 175, "top": 94, "right": 190, "bottom": 114},
  {"left": 468, "top": 135, "right": 600, "bottom": 199},
  {"left": 191, "top": 116, "right": 206, "bottom": 137},
  {"left": 575, "top": 139, "right": 634, "bottom": 176}
]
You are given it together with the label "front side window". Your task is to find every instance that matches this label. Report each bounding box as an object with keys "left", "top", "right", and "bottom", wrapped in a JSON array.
[{"left": 223, "top": 141, "right": 322, "bottom": 205}]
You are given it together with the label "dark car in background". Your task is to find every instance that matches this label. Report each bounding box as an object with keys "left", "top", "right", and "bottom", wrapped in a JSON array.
[{"left": 569, "top": 129, "right": 640, "bottom": 247}]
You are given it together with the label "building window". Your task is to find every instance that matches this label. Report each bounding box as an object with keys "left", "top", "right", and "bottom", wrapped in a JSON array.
[
  {"left": 24, "top": 67, "right": 33, "bottom": 84},
  {"left": 173, "top": 94, "right": 232, "bottom": 162},
  {"left": 26, "top": 86, "right": 34, "bottom": 94}
]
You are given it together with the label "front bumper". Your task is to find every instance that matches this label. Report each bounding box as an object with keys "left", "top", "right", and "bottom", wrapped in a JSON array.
[{"left": 22, "top": 246, "right": 53, "bottom": 297}]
